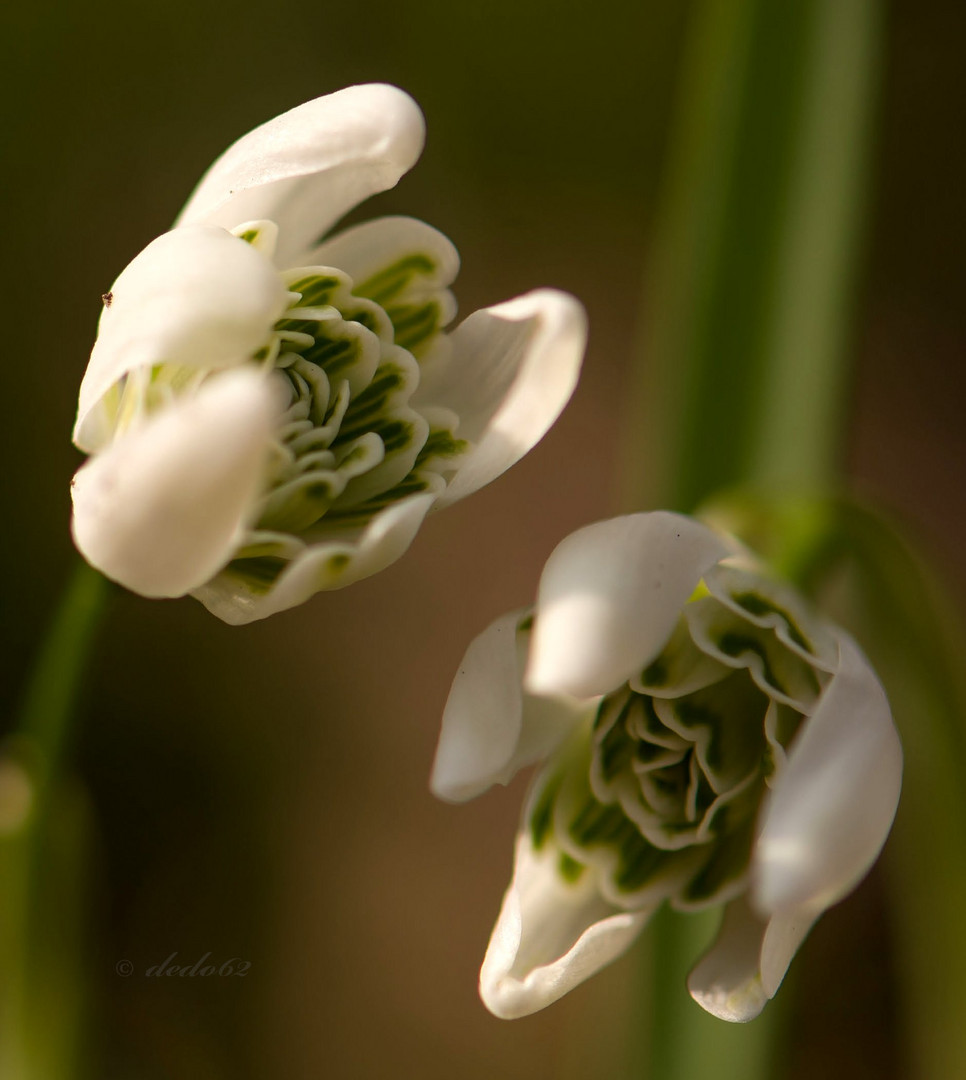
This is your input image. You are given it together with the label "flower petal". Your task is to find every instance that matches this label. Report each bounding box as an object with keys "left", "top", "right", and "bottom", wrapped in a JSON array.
[
  {"left": 431, "top": 611, "right": 591, "bottom": 803},
  {"left": 74, "top": 226, "right": 290, "bottom": 452},
  {"left": 525, "top": 513, "right": 730, "bottom": 699},
  {"left": 687, "top": 896, "right": 815, "bottom": 1022},
  {"left": 429, "top": 289, "right": 586, "bottom": 508},
  {"left": 176, "top": 85, "right": 426, "bottom": 267},
  {"left": 479, "top": 833, "right": 649, "bottom": 1019},
  {"left": 752, "top": 633, "right": 902, "bottom": 916},
  {"left": 71, "top": 369, "right": 283, "bottom": 598},
  {"left": 310, "top": 215, "right": 459, "bottom": 301},
  {"left": 192, "top": 490, "right": 437, "bottom": 624},
  {"left": 311, "top": 215, "right": 460, "bottom": 361}
]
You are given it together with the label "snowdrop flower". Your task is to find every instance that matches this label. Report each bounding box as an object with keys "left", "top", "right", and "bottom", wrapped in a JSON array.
[
  {"left": 432, "top": 512, "right": 901, "bottom": 1022},
  {"left": 71, "top": 84, "right": 586, "bottom": 624}
]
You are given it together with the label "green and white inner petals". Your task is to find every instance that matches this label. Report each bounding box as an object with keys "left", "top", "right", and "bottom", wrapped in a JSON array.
[
  {"left": 528, "top": 671, "right": 774, "bottom": 917},
  {"left": 202, "top": 242, "right": 468, "bottom": 612},
  {"left": 310, "top": 214, "right": 460, "bottom": 368},
  {"left": 207, "top": 224, "right": 587, "bottom": 623},
  {"left": 684, "top": 597, "right": 825, "bottom": 713}
]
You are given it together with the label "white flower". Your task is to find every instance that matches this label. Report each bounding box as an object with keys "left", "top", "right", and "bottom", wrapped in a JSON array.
[
  {"left": 71, "top": 84, "right": 586, "bottom": 624},
  {"left": 431, "top": 511, "right": 902, "bottom": 1022}
]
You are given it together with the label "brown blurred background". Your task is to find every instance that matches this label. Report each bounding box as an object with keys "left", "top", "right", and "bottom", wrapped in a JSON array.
[{"left": 1, "top": 0, "right": 964, "bottom": 1076}]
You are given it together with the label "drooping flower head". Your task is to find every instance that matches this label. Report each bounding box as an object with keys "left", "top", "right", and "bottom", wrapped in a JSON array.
[
  {"left": 432, "top": 512, "right": 902, "bottom": 1022},
  {"left": 71, "top": 85, "right": 586, "bottom": 623}
]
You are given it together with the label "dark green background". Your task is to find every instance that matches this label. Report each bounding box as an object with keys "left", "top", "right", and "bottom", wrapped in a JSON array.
[{"left": 2, "top": 1, "right": 964, "bottom": 1076}]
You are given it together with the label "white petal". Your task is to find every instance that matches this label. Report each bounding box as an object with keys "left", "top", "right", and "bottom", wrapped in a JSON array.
[
  {"left": 192, "top": 490, "right": 437, "bottom": 624},
  {"left": 71, "top": 369, "right": 283, "bottom": 598},
  {"left": 430, "top": 289, "right": 586, "bottom": 508},
  {"left": 704, "top": 563, "right": 839, "bottom": 674},
  {"left": 525, "top": 513, "right": 730, "bottom": 699},
  {"left": 75, "top": 226, "right": 289, "bottom": 452},
  {"left": 176, "top": 85, "right": 425, "bottom": 267},
  {"left": 480, "top": 833, "right": 649, "bottom": 1019},
  {"left": 752, "top": 633, "right": 902, "bottom": 916},
  {"left": 687, "top": 896, "right": 815, "bottom": 1022},
  {"left": 431, "top": 611, "right": 591, "bottom": 803},
  {"left": 309, "top": 215, "right": 459, "bottom": 299}
]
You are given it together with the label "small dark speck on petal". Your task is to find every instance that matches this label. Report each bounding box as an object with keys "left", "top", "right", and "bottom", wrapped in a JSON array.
[{"left": 101, "top": 291, "right": 113, "bottom": 307}]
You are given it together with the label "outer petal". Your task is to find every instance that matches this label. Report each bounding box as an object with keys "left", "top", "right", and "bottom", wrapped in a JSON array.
[
  {"left": 525, "top": 513, "right": 730, "bottom": 699},
  {"left": 176, "top": 85, "right": 426, "bottom": 268},
  {"left": 687, "top": 896, "right": 815, "bottom": 1022},
  {"left": 752, "top": 633, "right": 902, "bottom": 916},
  {"left": 192, "top": 490, "right": 437, "bottom": 624},
  {"left": 75, "top": 226, "right": 290, "bottom": 452},
  {"left": 480, "top": 833, "right": 649, "bottom": 1019},
  {"left": 431, "top": 611, "right": 591, "bottom": 803},
  {"left": 429, "top": 290, "right": 586, "bottom": 508},
  {"left": 71, "top": 369, "right": 283, "bottom": 598}
]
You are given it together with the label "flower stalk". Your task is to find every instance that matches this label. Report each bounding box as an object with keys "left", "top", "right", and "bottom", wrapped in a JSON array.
[
  {"left": 627, "top": 0, "right": 881, "bottom": 515},
  {"left": 0, "top": 561, "right": 110, "bottom": 1079},
  {"left": 623, "top": 0, "right": 882, "bottom": 1076}
]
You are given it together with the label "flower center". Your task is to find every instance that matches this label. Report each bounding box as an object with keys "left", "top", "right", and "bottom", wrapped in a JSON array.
[
  {"left": 526, "top": 569, "right": 835, "bottom": 911},
  {"left": 225, "top": 236, "right": 467, "bottom": 592}
]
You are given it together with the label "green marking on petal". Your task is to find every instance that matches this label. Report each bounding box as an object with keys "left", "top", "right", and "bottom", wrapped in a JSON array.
[
  {"left": 356, "top": 253, "right": 438, "bottom": 306},
  {"left": 415, "top": 428, "right": 468, "bottom": 469},
  {"left": 642, "top": 657, "right": 668, "bottom": 687},
  {"left": 385, "top": 299, "right": 442, "bottom": 354},
  {"left": 558, "top": 853, "right": 586, "bottom": 884},
  {"left": 732, "top": 590, "right": 812, "bottom": 652},
  {"left": 678, "top": 823, "right": 754, "bottom": 908},
  {"left": 614, "top": 833, "right": 669, "bottom": 893},
  {"left": 717, "top": 632, "right": 787, "bottom": 696},
  {"left": 569, "top": 798, "right": 630, "bottom": 847},
  {"left": 286, "top": 273, "right": 342, "bottom": 307},
  {"left": 225, "top": 556, "right": 287, "bottom": 593},
  {"left": 530, "top": 773, "right": 564, "bottom": 851}
]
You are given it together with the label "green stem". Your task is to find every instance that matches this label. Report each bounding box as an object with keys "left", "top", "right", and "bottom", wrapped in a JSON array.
[
  {"left": 647, "top": 907, "right": 783, "bottom": 1080},
  {"left": 626, "top": 0, "right": 881, "bottom": 513},
  {"left": 626, "top": 0, "right": 882, "bottom": 1077},
  {"left": 0, "top": 559, "right": 111, "bottom": 1080}
]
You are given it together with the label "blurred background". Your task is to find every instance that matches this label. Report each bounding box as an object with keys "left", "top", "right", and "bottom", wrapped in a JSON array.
[{"left": 1, "top": 0, "right": 964, "bottom": 1076}]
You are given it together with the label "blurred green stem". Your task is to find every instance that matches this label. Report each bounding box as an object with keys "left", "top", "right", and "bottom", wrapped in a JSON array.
[
  {"left": 629, "top": 0, "right": 881, "bottom": 1077},
  {"left": 0, "top": 560, "right": 110, "bottom": 1080},
  {"left": 627, "top": 0, "right": 880, "bottom": 514}
]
